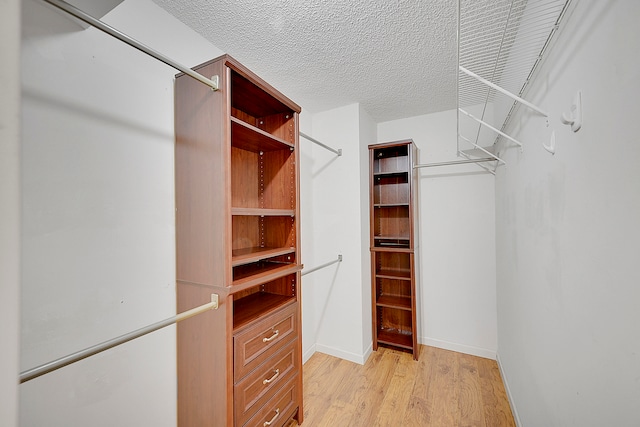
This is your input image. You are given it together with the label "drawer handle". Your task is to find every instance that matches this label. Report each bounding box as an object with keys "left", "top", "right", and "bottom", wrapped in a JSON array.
[
  {"left": 263, "top": 408, "right": 280, "bottom": 426},
  {"left": 262, "top": 329, "right": 279, "bottom": 343},
  {"left": 262, "top": 369, "right": 280, "bottom": 385}
]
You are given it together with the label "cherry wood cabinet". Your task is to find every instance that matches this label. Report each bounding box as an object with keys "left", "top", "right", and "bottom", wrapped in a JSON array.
[
  {"left": 369, "top": 140, "right": 419, "bottom": 360},
  {"left": 175, "top": 54, "right": 303, "bottom": 426}
]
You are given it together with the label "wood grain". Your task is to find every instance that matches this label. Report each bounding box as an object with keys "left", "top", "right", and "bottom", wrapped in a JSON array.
[{"left": 292, "top": 346, "right": 515, "bottom": 427}]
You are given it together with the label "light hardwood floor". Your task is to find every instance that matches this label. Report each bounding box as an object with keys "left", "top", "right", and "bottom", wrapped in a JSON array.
[{"left": 291, "top": 345, "right": 515, "bottom": 427}]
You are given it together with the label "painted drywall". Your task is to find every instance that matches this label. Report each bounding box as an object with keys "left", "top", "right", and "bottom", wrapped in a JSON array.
[
  {"left": 378, "top": 110, "right": 498, "bottom": 359},
  {"left": 1, "top": 0, "right": 21, "bottom": 425},
  {"left": 19, "top": 0, "right": 222, "bottom": 425},
  {"left": 495, "top": 1, "right": 640, "bottom": 425},
  {"left": 358, "top": 106, "right": 376, "bottom": 357},
  {"left": 303, "top": 103, "right": 373, "bottom": 364},
  {"left": 299, "top": 111, "right": 319, "bottom": 362}
]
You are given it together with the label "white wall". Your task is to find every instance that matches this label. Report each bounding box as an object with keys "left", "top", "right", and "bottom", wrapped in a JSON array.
[
  {"left": 299, "top": 112, "right": 318, "bottom": 361},
  {"left": 495, "top": 1, "right": 640, "bottom": 426},
  {"left": 1, "top": 0, "right": 21, "bottom": 425},
  {"left": 20, "top": 0, "right": 222, "bottom": 425},
  {"left": 301, "top": 103, "right": 374, "bottom": 364},
  {"left": 378, "top": 110, "right": 498, "bottom": 359}
]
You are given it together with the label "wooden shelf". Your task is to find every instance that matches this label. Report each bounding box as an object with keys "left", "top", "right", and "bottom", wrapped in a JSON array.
[
  {"left": 376, "top": 329, "right": 414, "bottom": 350},
  {"left": 371, "top": 246, "right": 414, "bottom": 253},
  {"left": 374, "top": 236, "right": 410, "bottom": 241},
  {"left": 232, "top": 246, "right": 296, "bottom": 267},
  {"left": 232, "top": 207, "right": 295, "bottom": 216},
  {"left": 370, "top": 140, "right": 418, "bottom": 360},
  {"left": 233, "top": 293, "right": 295, "bottom": 330},
  {"left": 232, "top": 263, "right": 302, "bottom": 291},
  {"left": 177, "top": 55, "right": 302, "bottom": 426},
  {"left": 373, "top": 170, "right": 409, "bottom": 177},
  {"left": 374, "top": 203, "right": 409, "bottom": 208},
  {"left": 231, "top": 116, "right": 294, "bottom": 152},
  {"left": 376, "top": 268, "right": 411, "bottom": 280},
  {"left": 376, "top": 295, "right": 412, "bottom": 310}
]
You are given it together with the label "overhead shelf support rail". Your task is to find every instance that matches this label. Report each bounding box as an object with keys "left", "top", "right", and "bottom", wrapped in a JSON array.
[
  {"left": 300, "top": 132, "right": 342, "bottom": 156},
  {"left": 42, "top": 0, "right": 219, "bottom": 90},
  {"left": 20, "top": 294, "right": 219, "bottom": 383},
  {"left": 301, "top": 254, "right": 343, "bottom": 276}
]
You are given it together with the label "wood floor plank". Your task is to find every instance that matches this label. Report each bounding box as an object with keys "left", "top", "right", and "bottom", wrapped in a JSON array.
[
  {"left": 458, "top": 353, "right": 486, "bottom": 427},
  {"left": 374, "top": 350, "right": 419, "bottom": 426},
  {"left": 338, "top": 348, "right": 398, "bottom": 427},
  {"left": 295, "top": 345, "right": 515, "bottom": 427},
  {"left": 427, "top": 347, "right": 460, "bottom": 426},
  {"left": 477, "top": 356, "right": 516, "bottom": 427},
  {"left": 402, "top": 345, "right": 435, "bottom": 426}
]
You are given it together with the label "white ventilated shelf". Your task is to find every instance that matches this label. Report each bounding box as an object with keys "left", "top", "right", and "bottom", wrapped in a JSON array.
[{"left": 457, "top": 0, "right": 573, "bottom": 172}]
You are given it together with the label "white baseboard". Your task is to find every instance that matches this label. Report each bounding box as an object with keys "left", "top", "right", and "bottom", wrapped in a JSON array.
[
  {"left": 496, "top": 353, "right": 522, "bottom": 427},
  {"left": 422, "top": 337, "right": 497, "bottom": 360},
  {"left": 302, "top": 343, "right": 317, "bottom": 364},
  {"left": 315, "top": 343, "right": 369, "bottom": 365}
]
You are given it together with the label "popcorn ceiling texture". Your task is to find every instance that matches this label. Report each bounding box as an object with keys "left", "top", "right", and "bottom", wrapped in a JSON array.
[{"left": 152, "top": 0, "right": 457, "bottom": 122}]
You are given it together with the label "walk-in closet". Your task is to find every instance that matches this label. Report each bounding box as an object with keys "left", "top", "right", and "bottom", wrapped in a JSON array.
[{"left": 4, "top": 0, "right": 640, "bottom": 426}]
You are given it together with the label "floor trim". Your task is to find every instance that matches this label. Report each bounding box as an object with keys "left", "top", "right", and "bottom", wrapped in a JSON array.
[
  {"left": 496, "top": 352, "right": 522, "bottom": 427},
  {"left": 423, "top": 337, "right": 497, "bottom": 360}
]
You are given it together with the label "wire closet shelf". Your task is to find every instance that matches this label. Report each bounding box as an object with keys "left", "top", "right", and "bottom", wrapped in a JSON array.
[{"left": 457, "top": 0, "right": 572, "bottom": 174}]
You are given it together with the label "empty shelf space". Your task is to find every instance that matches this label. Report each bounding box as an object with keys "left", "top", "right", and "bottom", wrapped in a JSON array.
[
  {"left": 232, "top": 247, "right": 296, "bottom": 267},
  {"left": 232, "top": 207, "right": 295, "bottom": 216},
  {"left": 377, "top": 329, "right": 414, "bottom": 350},
  {"left": 376, "top": 295, "right": 412, "bottom": 310},
  {"left": 233, "top": 293, "right": 295, "bottom": 330},
  {"left": 231, "top": 117, "right": 294, "bottom": 152}
]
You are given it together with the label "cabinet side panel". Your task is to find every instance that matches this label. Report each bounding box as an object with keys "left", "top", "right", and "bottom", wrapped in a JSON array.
[
  {"left": 175, "top": 60, "right": 229, "bottom": 286},
  {"left": 177, "top": 282, "right": 231, "bottom": 426}
]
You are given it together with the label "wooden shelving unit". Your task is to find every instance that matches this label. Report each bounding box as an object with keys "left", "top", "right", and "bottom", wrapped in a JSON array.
[
  {"left": 175, "top": 54, "right": 303, "bottom": 426},
  {"left": 369, "top": 140, "right": 419, "bottom": 360}
]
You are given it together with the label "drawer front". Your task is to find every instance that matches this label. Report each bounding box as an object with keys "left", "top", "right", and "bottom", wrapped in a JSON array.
[
  {"left": 235, "top": 340, "right": 299, "bottom": 426},
  {"left": 234, "top": 303, "right": 298, "bottom": 380},
  {"left": 242, "top": 377, "right": 298, "bottom": 427}
]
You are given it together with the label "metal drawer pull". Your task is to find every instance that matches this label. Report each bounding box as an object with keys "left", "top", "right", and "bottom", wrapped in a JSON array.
[
  {"left": 263, "top": 408, "right": 279, "bottom": 426},
  {"left": 262, "top": 369, "right": 280, "bottom": 385},
  {"left": 262, "top": 329, "right": 279, "bottom": 343}
]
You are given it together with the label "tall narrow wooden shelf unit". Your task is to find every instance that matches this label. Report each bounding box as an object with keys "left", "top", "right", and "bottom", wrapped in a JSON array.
[
  {"left": 175, "top": 55, "right": 303, "bottom": 426},
  {"left": 369, "top": 139, "right": 419, "bottom": 360}
]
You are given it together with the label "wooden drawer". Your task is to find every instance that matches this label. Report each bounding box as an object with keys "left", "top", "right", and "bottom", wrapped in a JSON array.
[
  {"left": 234, "top": 302, "right": 298, "bottom": 380},
  {"left": 241, "top": 376, "right": 298, "bottom": 427},
  {"left": 235, "top": 340, "right": 299, "bottom": 426}
]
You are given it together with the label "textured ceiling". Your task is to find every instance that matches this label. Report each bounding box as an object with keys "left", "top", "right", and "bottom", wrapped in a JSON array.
[{"left": 152, "top": 0, "right": 458, "bottom": 122}]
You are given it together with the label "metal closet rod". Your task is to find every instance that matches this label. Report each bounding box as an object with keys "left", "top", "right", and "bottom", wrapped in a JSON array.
[
  {"left": 20, "top": 294, "right": 219, "bottom": 383},
  {"left": 302, "top": 254, "right": 343, "bottom": 276},
  {"left": 42, "top": 0, "right": 219, "bottom": 90},
  {"left": 414, "top": 158, "right": 496, "bottom": 169},
  {"left": 300, "top": 132, "right": 342, "bottom": 156}
]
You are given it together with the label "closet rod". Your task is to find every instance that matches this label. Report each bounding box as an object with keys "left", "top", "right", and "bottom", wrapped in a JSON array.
[
  {"left": 414, "top": 158, "right": 495, "bottom": 168},
  {"left": 20, "top": 294, "right": 219, "bottom": 383},
  {"left": 42, "top": 0, "right": 219, "bottom": 90},
  {"left": 302, "top": 254, "right": 343, "bottom": 276},
  {"left": 300, "top": 132, "right": 342, "bottom": 156}
]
